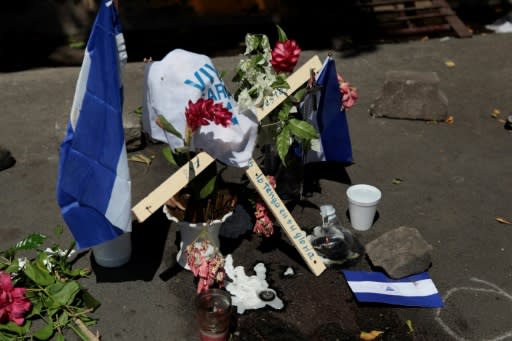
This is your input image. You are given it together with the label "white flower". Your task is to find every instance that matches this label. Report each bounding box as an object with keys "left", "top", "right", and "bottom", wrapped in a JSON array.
[
  {"left": 17, "top": 256, "right": 28, "bottom": 270},
  {"left": 44, "top": 247, "right": 75, "bottom": 258}
]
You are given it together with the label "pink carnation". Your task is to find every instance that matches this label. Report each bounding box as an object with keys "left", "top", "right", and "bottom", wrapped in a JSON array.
[{"left": 0, "top": 271, "right": 32, "bottom": 326}]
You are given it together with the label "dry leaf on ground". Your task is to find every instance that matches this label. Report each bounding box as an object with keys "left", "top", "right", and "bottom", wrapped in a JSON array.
[
  {"left": 496, "top": 217, "right": 512, "bottom": 224},
  {"left": 128, "top": 153, "right": 154, "bottom": 165},
  {"left": 360, "top": 330, "right": 384, "bottom": 340},
  {"left": 444, "top": 60, "right": 456, "bottom": 67},
  {"left": 491, "top": 108, "right": 501, "bottom": 118}
]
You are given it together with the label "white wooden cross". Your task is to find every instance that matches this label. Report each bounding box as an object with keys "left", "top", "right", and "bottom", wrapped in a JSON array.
[{"left": 132, "top": 56, "right": 327, "bottom": 276}]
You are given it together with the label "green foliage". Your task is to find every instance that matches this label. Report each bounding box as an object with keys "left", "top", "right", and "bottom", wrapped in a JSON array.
[
  {"left": 0, "top": 233, "right": 100, "bottom": 340},
  {"left": 276, "top": 25, "right": 288, "bottom": 42},
  {"left": 232, "top": 25, "right": 321, "bottom": 166},
  {"left": 157, "top": 114, "right": 183, "bottom": 139}
]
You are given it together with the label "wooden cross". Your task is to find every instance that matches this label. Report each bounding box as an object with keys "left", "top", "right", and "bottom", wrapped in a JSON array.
[{"left": 132, "top": 56, "right": 326, "bottom": 276}]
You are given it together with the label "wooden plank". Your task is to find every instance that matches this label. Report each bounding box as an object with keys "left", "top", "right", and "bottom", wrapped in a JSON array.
[
  {"left": 245, "top": 158, "right": 326, "bottom": 276},
  {"left": 132, "top": 152, "right": 216, "bottom": 222}
]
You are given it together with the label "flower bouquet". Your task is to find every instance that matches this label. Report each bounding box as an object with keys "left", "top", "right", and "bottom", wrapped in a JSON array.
[{"left": 0, "top": 231, "right": 100, "bottom": 340}]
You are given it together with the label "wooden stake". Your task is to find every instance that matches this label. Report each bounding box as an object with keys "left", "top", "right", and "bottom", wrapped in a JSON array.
[{"left": 245, "top": 159, "right": 326, "bottom": 276}]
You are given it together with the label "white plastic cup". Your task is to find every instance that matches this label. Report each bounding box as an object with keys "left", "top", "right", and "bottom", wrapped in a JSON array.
[
  {"left": 346, "top": 184, "right": 382, "bottom": 231},
  {"left": 92, "top": 233, "right": 132, "bottom": 267}
]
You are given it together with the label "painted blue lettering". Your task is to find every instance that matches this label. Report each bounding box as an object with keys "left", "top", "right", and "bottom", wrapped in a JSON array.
[
  {"left": 199, "top": 67, "right": 215, "bottom": 83},
  {"left": 184, "top": 71, "right": 206, "bottom": 91},
  {"left": 215, "top": 83, "right": 229, "bottom": 100},
  {"left": 207, "top": 88, "right": 217, "bottom": 101}
]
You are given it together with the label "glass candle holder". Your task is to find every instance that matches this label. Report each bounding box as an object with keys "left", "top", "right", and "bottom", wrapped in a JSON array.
[{"left": 195, "top": 289, "right": 232, "bottom": 341}]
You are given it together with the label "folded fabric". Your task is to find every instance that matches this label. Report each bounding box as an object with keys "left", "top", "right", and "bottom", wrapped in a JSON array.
[
  {"left": 305, "top": 56, "right": 353, "bottom": 164},
  {"left": 142, "top": 49, "right": 258, "bottom": 168},
  {"left": 342, "top": 271, "right": 443, "bottom": 308},
  {"left": 56, "top": 0, "right": 131, "bottom": 250}
]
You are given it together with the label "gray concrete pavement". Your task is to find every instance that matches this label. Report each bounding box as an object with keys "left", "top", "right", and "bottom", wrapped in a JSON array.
[{"left": 1, "top": 32, "right": 512, "bottom": 340}]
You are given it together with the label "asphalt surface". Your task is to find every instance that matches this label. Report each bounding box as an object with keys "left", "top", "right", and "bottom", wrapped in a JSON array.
[{"left": 1, "top": 32, "right": 512, "bottom": 340}]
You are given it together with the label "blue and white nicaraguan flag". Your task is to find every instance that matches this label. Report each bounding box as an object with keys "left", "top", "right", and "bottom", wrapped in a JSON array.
[
  {"left": 56, "top": 0, "right": 131, "bottom": 250},
  {"left": 342, "top": 271, "right": 444, "bottom": 308},
  {"left": 306, "top": 56, "right": 353, "bottom": 164}
]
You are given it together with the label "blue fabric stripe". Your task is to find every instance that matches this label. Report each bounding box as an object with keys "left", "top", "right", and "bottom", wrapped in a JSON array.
[
  {"left": 315, "top": 58, "right": 353, "bottom": 164},
  {"left": 353, "top": 292, "right": 443, "bottom": 308},
  {"left": 56, "top": 1, "right": 130, "bottom": 250},
  {"left": 343, "top": 270, "right": 431, "bottom": 283}
]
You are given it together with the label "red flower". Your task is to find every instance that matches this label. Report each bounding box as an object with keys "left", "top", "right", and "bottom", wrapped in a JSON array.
[
  {"left": 0, "top": 272, "right": 32, "bottom": 326},
  {"left": 185, "top": 98, "right": 233, "bottom": 133},
  {"left": 270, "top": 40, "right": 301, "bottom": 74}
]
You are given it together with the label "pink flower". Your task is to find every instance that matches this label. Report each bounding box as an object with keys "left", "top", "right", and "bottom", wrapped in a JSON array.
[
  {"left": 270, "top": 40, "right": 301, "bottom": 74},
  {"left": 0, "top": 272, "right": 32, "bottom": 326},
  {"left": 186, "top": 241, "right": 226, "bottom": 293},
  {"left": 253, "top": 176, "right": 276, "bottom": 237},
  {"left": 337, "top": 74, "right": 358, "bottom": 110},
  {"left": 185, "top": 98, "right": 233, "bottom": 133}
]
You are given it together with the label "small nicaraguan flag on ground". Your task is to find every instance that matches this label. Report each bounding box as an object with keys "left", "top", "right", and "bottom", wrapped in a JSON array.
[
  {"left": 305, "top": 56, "right": 353, "bottom": 164},
  {"left": 56, "top": 0, "right": 131, "bottom": 250},
  {"left": 342, "top": 271, "right": 443, "bottom": 308}
]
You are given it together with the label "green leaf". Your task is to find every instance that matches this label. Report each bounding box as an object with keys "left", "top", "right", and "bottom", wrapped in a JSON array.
[
  {"left": 271, "top": 75, "right": 290, "bottom": 90},
  {"left": 48, "top": 281, "right": 80, "bottom": 307},
  {"left": 14, "top": 233, "right": 47, "bottom": 251},
  {"left": 157, "top": 114, "right": 182, "bottom": 139},
  {"left": 27, "top": 300, "right": 43, "bottom": 318},
  {"left": 276, "top": 126, "right": 291, "bottom": 165},
  {"left": 245, "top": 34, "right": 262, "bottom": 53},
  {"left": 276, "top": 25, "right": 288, "bottom": 42},
  {"left": 288, "top": 119, "right": 319, "bottom": 140},
  {"left": 33, "top": 320, "right": 54, "bottom": 340},
  {"left": 53, "top": 225, "right": 64, "bottom": 236},
  {"left": 80, "top": 289, "right": 101, "bottom": 311},
  {"left": 55, "top": 334, "right": 65, "bottom": 341},
  {"left": 162, "top": 146, "right": 177, "bottom": 166},
  {"left": 198, "top": 175, "right": 217, "bottom": 199},
  {"left": 293, "top": 87, "right": 307, "bottom": 102},
  {"left": 24, "top": 261, "right": 55, "bottom": 286},
  {"left": 277, "top": 102, "right": 292, "bottom": 121},
  {"left": 57, "top": 311, "right": 69, "bottom": 328},
  {"left": 0, "top": 320, "right": 31, "bottom": 335}
]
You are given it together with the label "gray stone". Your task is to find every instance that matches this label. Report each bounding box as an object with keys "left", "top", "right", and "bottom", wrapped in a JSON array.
[
  {"left": 123, "top": 110, "right": 143, "bottom": 152},
  {"left": 365, "top": 226, "right": 433, "bottom": 279},
  {"left": 370, "top": 70, "right": 448, "bottom": 121}
]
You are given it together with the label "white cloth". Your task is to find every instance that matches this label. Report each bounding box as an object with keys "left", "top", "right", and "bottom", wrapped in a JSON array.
[{"left": 143, "top": 49, "right": 258, "bottom": 167}]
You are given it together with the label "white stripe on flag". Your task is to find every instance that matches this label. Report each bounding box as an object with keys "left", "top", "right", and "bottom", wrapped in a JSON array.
[
  {"left": 346, "top": 278, "right": 439, "bottom": 297},
  {"left": 69, "top": 52, "right": 91, "bottom": 130}
]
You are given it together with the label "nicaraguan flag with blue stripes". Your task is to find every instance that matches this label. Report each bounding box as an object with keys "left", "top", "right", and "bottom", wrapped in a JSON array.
[
  {"left": 342, "top": 271, "right": 443, "bottom": 308},
  {"left": 306, "top": 57, "right": 353, "bottom": 164},
  {"left": 56, "top": 0, "right": 131, "bottom": 250}
]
